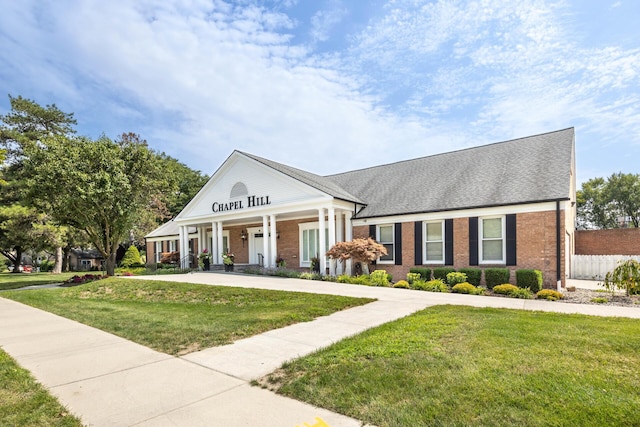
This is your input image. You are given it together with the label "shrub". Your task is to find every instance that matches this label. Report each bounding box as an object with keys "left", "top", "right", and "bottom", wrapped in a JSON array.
[
  {"left": 493, "top": 284, "right": 519, "bottom": 295},
  {"left": 409, "top": 267, "right": 431, "bottom": 280},
  {"left": 484, "top": 268, "right": 510, "bottom": 290},
  {"left": 120, "top": 245, "right": 143, "bottom": 268},
  {"left": 370, "top": 270, "right": 390, "bottom": 287},
  {"left": 458, "top": 268, "right": 482, "bottom": 287},
  {"left": 516, "top": 269, "right": 543, "bottom": 292},
  {"left": 336, "top": 274, "right": 352, "bottom": 283},
  {"left": 603, "top": 259, "right": 640, "bottom": 296},
  {"left": 446, "top": 272, "right": 467, "bottom": 286},
  {"left": 591, "top": 297, "right": 608, "bottom": 304},
  {"left": 406, "top": 272, "right": 421, "bottom": 284},
  {"left": 394, "top": 280, "right": 410, "bottom": 289},
  {"left": 433, "top": 267, "right": 456, "bottom": 281},
  {"left": 510, "top": 287, "right": 533, "bottom": 299},
  {"left": 451, "top": 282, "right": 484, "bottom": 295},
  {"left": 536, "top": 289, "right": 564, "bottom": 301},
  {"left": 38, "top": 259, "right": 55, "bottom": 272},
  {"left": 412, "top": 279, "right": 449, "bottom": 292},
  {"left": 299, "top": 272, "right": 316, "bottom": 280},
  {"left": 351, "top": 275, "right": 371, "bottom": 286}
]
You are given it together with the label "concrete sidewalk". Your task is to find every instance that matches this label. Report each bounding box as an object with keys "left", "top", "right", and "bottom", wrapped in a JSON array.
[{"left": 1, "top": 273, "right": 639, "bottom": 427}]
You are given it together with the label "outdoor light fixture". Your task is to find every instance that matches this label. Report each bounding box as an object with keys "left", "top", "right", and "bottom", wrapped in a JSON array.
[{"left": 241, "top": 229, "right": 248, "bottom": 247}]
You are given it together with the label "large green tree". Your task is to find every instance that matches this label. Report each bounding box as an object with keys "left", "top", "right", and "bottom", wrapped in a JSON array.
[
  {"left": 0, "top": 95, "right": 76, "bottom": 272},
  {"left": 24, "top": 133, "right": 162, "bottom": 275},
  {"left": 577, "top": 173, "right": 640, "bottom": 229}
]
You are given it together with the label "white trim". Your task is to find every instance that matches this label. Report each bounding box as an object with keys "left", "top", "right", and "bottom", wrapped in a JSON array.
[
  {"left": 423, "top": 220, "right": 445, "bottom": 265},
  {"left": 376, "top": 224, "right": 395, "bottom": 264},
  {"left": 479, "top": 215, "right": 506, "bottom": 264},
  {"left": 352, "top": 201, "right": 568, "bottom": 227}
]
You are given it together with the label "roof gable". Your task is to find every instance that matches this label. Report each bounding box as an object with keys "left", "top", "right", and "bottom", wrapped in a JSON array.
[{"left": 175, "top": 151, "right": 343, "bottom": 221}]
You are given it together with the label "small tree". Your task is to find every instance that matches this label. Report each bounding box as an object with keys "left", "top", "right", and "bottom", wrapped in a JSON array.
[
  {"left": 120, "top": 245, "right": 143, "bottom": 268},
  {"left": 602, "top": 259, "right": 640, "bottom": 296},
  {"left": 326, "top": 237, "right": 387, "bottom": 275}
]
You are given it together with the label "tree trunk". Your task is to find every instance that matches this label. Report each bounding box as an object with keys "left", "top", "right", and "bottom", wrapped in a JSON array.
[
  {"left": 62, "top": 245, "right": 71, "bottom": 272},
  {"left": 52, "top": 246, "right": 63, "bottom": 273},
  {"left": 105, "top": 252, "right": 117, "bottom": 276},
  {"left": 11, "top": 246, "right": 23, "bottom": 273}
]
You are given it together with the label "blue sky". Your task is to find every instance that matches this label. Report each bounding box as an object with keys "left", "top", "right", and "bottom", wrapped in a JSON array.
[{"left": 1, "top": 0, "right": 639, "bottom": 184}]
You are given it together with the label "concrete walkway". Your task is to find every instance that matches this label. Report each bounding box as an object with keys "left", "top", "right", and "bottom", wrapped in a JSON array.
[{"left": 1, "top": 274, "right": 638, "bottom": 427}]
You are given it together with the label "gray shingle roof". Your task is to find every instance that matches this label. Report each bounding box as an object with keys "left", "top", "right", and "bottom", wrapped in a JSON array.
[
  {"left": 327, "top": 128, "right": 575, "bottom": 218},
  {"left": 239, "top": 151, "right": 365, "bottom": 204},
  {"left": 145, "top": 220, "right": 197, "bottom": 238}
]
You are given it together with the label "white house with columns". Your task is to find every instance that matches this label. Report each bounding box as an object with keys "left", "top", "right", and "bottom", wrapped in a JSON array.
[{"left": 146, "top": 150, "right": 363, "bottom": 275}]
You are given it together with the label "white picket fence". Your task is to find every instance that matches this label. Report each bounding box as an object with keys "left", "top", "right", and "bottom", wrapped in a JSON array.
[{"left": 571, "top": 255, "right": 640, "bottom": 280}]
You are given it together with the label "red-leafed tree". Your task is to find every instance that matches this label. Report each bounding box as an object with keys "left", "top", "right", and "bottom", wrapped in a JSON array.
[{"left": 326, "top": 237, "right": 387, "bottom": 275}]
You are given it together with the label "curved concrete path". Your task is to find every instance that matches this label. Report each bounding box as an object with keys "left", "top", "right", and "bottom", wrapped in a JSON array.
[{"left": 1, "top": 274, "right": 638, "bottom": 426}]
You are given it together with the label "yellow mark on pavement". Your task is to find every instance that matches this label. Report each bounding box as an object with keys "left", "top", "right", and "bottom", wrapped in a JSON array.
[{"left": 295, "top": 416, "right": 330, "bottom": 427}]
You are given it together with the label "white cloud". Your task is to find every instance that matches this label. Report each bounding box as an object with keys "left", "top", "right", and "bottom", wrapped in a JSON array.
[{"left": 1, "top": 0, "right": 638, "bottom": 181}]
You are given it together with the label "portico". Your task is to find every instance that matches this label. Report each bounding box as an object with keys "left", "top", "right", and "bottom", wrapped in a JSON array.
[{"left": 169, "top": 151, "right": 363, "bottom": 273}]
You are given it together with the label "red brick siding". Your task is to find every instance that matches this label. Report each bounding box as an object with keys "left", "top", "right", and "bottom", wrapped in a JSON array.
[
  {"left": 358, "top": 210, "right": 564, "bottom": 288},
  {"left": 576, "top": 229, "right": 640, "bottom": 255}
]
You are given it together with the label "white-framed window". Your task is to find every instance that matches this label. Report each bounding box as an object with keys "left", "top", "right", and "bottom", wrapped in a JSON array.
[
  {"left": 169, "top": 240, "right": 177, "bottom": 252},
  {"left": 299, "top": 222, "right": 329, "bottom": 267},
  {"left": 480, "top": 216, "right": 505, "bottom": 264},
  {"left": 377, "top": 224, "right": 394, "bottom": 263},
  {"left": 424, "top": 220, "right": 444, "bottom": 264},
  {"left": 155, "top": 241, "right": 162, "bottom": 263}
]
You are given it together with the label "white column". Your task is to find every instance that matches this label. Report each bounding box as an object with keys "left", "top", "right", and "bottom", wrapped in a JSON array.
[
  {"left": 336, "top": 211, "right": 344, "bottom": 275},
  {"left": 262, "top": 216, "right": 269, "bottom": 267},
  {"left": 211, "top": 222, "right": 218, "bottom": 264},
  {"left": 269, "top": 214, "right": 277, "bottom": 268},
  {"left": 345, "top": 211, "right": 353, "bottom": 275},
  {"left": 217, "top": 222, "right": 224, "bottom": 264},
  {"left": 318, "top": 208, "right": 326, "bottom": 275},
  {"left": 197, "top": 227, "right": 204, "bottom": 255},
  {"left": 178, "top": 226, "right": 185, "bottom": 268},
  {"left": 328, "top": 207, "right": 336, "bottom": 276}
]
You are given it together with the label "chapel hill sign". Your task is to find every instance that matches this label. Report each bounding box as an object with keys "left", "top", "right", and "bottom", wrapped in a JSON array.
[{"left": 212, "top": 195, "right": 271, "bottom": 213}]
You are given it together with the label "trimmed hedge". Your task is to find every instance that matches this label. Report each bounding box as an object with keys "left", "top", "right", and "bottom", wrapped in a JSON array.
[
  {"left": 484, "top": 268, "right": 510, "bottom": 289},
  {"left": 409, "top": 267, "right": 431, "bottom": 280},
  {"left": 433, "top": 267, "right": 456, "bottom": 281},
  {"left": 458, "top": 268, "right": 482, "bottom": 287},
  {"left": 516, "top": 269, "right": 543, "bottom": 292}
]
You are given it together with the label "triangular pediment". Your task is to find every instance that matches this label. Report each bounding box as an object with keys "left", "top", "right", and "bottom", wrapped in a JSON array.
[{"left": 176, "top": 151, "right": 332, "bottom": 221}]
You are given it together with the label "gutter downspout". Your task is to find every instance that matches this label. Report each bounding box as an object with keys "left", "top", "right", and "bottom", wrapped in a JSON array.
[{"left": 556, "top": 201, "right": 562, "bottom": 291}]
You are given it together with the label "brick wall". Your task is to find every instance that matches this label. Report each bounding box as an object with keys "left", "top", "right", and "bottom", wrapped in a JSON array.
[
  {"left": 576, "top": 228, "right": 640, "bottom": 255},
  {"left": 355, "top": 210, "right": 564, "bottom": 288}
]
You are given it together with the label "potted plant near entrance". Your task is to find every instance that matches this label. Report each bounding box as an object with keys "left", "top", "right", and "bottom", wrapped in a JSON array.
[
  {"left": 199, "top": 249, "right": 211, "bottom": 271},
  {"left": 222, "top": 252, "right": 235, "bottom": 272}
]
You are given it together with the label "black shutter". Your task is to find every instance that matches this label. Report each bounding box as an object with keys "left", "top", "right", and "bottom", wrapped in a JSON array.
[
  {"left": 469, "top": 217, "right": 479, "bottom": 266},
  {"left": 369, "top": 225, "right": 376, "bottom": 239},
  {"left": 445, "top": 219, "right": 454, "bottom": 266},
  {"left": 506, "top": 214, "right": 517, "bottom": 266},
  {"left": 414, "top": 221, "right": 423, "bottom": 265},
  {"left": 394, "top": 223, "right": 402, "bottom": 265}
]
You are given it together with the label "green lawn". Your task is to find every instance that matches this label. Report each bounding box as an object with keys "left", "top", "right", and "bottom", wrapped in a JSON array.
[
  {"left": 2, "top": 278, "right": 374, "bottom": 355},
  {"left": 0, "top": 272, "right": 81, "bottom": 291},
  {"left": 263, "top": 305, "right": 640, "bottom": 427},
  {"left": 0, "top": 349, "right": 82, "bottom": 426}
]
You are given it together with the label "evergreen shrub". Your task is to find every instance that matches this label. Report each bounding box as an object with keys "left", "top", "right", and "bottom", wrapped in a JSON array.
[
  {"left": 409, "top": 267, "right": 431, "bottom": 280},
  {"left": 516, "top": 269, "right": 543, "bottom": 292},
  {"left": 484, "top": 268, "right": 510, "bottom": 289},
  {"left": 458, "top": 268, "right": 482, "bottom": 287},
  {"left": 433, "top": 267, "right": 456, "bottom": 280}
]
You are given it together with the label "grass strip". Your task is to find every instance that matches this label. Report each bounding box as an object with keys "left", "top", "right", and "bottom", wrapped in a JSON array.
[
  {"left": 0, "top": 349, "right": 82, "bottom": 426},
  {"left": 0, "top": 272, "right": 81, "bottom": 291},
  {"left": 263, "top": 305, "right": 640, "bottom": 427},
  {"left": 2, "top": 278, "right": 374, "bottom": 355}
]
